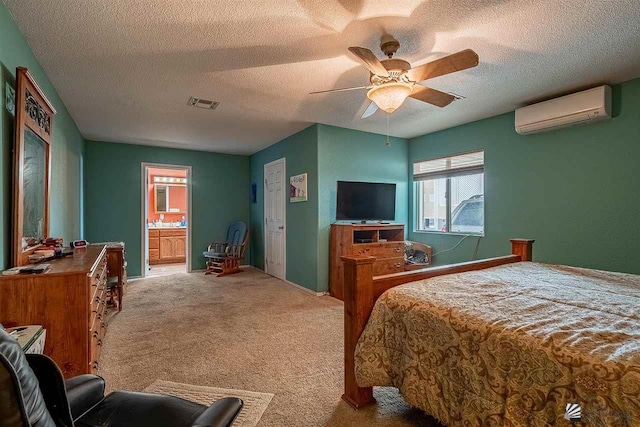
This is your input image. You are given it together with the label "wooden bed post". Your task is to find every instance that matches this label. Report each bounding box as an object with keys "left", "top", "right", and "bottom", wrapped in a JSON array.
[
  {"left": 510, "top": 239, "right": 535, "bottom": 261},
  {"left": 340, "top": 255, "right": 376, "bottom": 409}
]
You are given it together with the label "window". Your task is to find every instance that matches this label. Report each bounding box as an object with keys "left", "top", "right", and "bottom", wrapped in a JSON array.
[{"left": 414, "top": 151, "right": 484, "bottom": 234}]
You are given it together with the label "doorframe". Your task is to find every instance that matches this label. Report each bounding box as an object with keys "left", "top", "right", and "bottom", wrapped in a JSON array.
[
  {"left": 140, "top": 162, "right": 193, "bottom": 278},
  {"left": 263, "top": 157, "right": 286, "bottom": 280}
]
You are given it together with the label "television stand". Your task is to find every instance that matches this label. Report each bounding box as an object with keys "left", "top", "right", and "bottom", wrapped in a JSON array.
[{"left": 329, "top": 223, "right": 405, "bottom": 300}]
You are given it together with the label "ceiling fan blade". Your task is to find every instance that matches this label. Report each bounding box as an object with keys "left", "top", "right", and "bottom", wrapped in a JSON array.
[
  {"left": 348, "top": 47, "right": 390, "bottom": 77},
  {"left": 309, "top": 86, "right": 368, "bottom": 95},
  {"left": 410, "top": 85, "right": 456, "bottom": 107},
  {"left": 406, "top": 49, "right": 479, "bottom": 82},
  {"left": 361, "top": 101, "right": 378, "bottom": 119}
]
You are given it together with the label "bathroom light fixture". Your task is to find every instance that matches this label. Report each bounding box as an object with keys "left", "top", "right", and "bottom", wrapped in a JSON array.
[
  {"left": 367, "top": 82, "right": 414, "bottom": 114},
  {"left": 154, "top": 176, "right": 187, "bottom": 184}
]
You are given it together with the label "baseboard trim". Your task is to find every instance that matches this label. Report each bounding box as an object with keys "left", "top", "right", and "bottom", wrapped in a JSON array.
[{"left": 282, "top": 279, "right": 327, "bottom": 296}]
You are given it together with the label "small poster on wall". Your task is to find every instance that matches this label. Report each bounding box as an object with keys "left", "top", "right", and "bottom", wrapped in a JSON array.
[
  {"left": 290, "top": 173, "right": 307, "bottom": 202},
  {"left": 6, "top": 83, "right": 15, "bottom": 115}
]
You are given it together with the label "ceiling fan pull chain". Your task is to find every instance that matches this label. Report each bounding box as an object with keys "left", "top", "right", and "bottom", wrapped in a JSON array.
[{"left": 386, "top": 115, "right": 391, "bottom": 147}]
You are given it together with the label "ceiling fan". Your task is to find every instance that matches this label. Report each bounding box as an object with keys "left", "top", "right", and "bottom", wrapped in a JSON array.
[{"left": 310, "top": 35, "right": 479, "bottom": 118}]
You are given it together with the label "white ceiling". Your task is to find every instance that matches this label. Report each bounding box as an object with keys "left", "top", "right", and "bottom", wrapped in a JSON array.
[{"left": 4, "top": 0, "right": 640, "bottom": 154}]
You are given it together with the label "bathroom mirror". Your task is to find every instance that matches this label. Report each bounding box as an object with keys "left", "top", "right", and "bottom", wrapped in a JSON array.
[
  {"left": 12, "top": 67, "right": 55, "bottom": 266},
  {"left": 155, "top": 184, "right": 186, "bottom": 213}
]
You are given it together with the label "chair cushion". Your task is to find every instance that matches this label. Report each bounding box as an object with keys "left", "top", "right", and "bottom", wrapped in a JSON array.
[
  {"left": 65, "top": 374, "right": 105, "bottom": 420},
  {"left": 203, "top": 251, "right": 228, "bottom": 258},
  {"left": 75, "top": 391, "right": 207, "bottom": 427},
  {"left": 0, "top": 328, "right": 56, "bottom": 427},
  {"left": 226, "top": 222, "right": 247, "bottom": 247}
]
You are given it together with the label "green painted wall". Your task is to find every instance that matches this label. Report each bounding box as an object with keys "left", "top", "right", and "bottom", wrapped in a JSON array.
[
  {"left": 317, "top": 124, "right": 408, "bottom": 292},
  {"left": 0, "top": 3, "right": 85, "bottom": 270},
  {"left": 249, "top": 125, "right": 319, "bottom": 291},
  {"left": 409, "top": 79, "right": 640, "bottom": 274},
  {"left": 84, "top": 141, "right": 250, "bottom": 277},
  {"left": 250, "top": 124, "right": 409, "bottom": 292}
]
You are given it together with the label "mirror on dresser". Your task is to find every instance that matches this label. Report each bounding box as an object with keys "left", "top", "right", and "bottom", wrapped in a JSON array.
[{"left": 12, "top": 67, "right": 55, "bottom": 266}]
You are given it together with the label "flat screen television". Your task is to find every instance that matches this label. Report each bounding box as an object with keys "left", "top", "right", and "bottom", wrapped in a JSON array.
[{"left": 336, "top": 181, "right": 396, "bottom": 221}]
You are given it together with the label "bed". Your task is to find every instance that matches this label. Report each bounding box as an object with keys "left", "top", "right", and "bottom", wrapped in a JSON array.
[{"left": 340, "top": 239, "right": 640, "bottom": 426}]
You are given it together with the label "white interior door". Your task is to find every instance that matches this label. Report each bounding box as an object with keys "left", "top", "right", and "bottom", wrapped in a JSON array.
[{"left": 264, "top": 158, "right": 285, "bottom": 280}]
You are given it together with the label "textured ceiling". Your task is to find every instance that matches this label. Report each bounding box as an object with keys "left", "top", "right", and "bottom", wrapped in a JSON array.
[{"left": 4, "top": 0, "right": 640, "bottom": 154}]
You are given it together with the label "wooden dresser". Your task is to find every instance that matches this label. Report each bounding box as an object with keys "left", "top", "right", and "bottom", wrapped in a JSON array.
[
  {"left": 0, "top": 245, "right": 109, "bottom": 378},
  {"left": 149, "top": 227, "right": 186, "bottom": 264},
  {"left": 329, "top": 224, "right": 405, "bottom": 300}
]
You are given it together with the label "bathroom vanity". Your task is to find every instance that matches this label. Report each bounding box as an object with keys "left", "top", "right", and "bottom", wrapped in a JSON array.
[{"left": 149, "top": 227, "right": 186, "bottom": 264}]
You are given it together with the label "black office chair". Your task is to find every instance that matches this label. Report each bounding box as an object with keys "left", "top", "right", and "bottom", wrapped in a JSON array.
[{"left": 0, "top": 328, "right": 243, "bottom": 427}]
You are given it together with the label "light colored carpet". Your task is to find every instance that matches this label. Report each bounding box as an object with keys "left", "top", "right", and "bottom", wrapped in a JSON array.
[
  {"left": 99, "top": 269, "right": 441, "bottom": 426},
  {"left": 144, "top": 380, "right": 273, "bottom": 427}
]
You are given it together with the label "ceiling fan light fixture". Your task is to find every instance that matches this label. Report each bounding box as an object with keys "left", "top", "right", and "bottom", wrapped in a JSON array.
[{"left": 367, "top": 82, "right": 413, "bottom": 114}]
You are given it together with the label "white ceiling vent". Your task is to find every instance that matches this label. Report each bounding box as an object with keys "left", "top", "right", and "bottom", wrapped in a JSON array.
[{"left": 187, "top": 97, "right": 220, "bottom": 110}]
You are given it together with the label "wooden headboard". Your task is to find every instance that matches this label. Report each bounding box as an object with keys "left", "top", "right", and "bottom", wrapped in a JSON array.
[{"left": 339, "top": 238, "right": 535, "bottom": 409}]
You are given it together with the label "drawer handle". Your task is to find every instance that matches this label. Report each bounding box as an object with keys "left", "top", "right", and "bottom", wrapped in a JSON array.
[
  {"left": 92, "top": 361, "right": 99, "bottom": 370},
  {"left": 395, "top": 247, "right": 401, "bottom": 253},
  {"left": 394, "top": 263, "right": 402, "bottom": 268},
  {"left": 93, "top": 331, "right": 99, "bottom": 338},
  {"left": 98, "top": 339, "right": 103, "bottom": 346},
  {"left": 358, "top": 248, "right": 370, "bottom": 254}
]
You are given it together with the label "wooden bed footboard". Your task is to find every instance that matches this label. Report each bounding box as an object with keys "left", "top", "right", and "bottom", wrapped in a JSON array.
[{"left": 340, "top": 238, "right": 535, "bottom": 409}]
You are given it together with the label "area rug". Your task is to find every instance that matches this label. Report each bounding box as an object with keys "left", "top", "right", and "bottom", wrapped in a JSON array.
[{"left": 144, "top": 380, "right": 273, "bottom": 427}]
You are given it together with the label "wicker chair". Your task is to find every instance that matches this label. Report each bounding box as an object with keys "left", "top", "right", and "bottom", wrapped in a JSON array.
[{"left": 203, "top": 222, "right": 248, "bottom": 276}]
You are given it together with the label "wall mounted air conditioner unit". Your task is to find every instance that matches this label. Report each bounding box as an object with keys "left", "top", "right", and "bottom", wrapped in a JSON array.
[{"left": 515, "top": 85, "right": 611, "bottom": 135}]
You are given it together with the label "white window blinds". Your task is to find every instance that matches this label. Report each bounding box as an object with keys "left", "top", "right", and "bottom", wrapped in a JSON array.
[{"left": 413, "top": 151, "right": 484, "bottom": 181}]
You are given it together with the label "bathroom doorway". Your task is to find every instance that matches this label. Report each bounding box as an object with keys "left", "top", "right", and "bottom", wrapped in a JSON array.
[{"left": 141, "top": 163, "right": 192, "bottom": 278}]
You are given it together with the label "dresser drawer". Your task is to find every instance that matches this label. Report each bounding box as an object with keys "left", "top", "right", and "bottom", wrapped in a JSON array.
[
  {"left": 90, "top": 285, "right": 106, "bottom": 317},
  {"left": 149, "top": 237, "right": 160, "bottom": 249},
  {"left": 90, "top": 291, "right": 107, "bottom": 328},
  {"left": 89, "top": 332, "right": 103, "bottom": 374},
  {"left": 353, "top": 242, "right": 403, "bottom": 258},
  {"left": 373, "top": 257, "right": 404, "bottom": 276},
  {"left": 149, "top": 229, "right": 160, "bottom": 237},
  {"left": 90, "top": 254, "right": 108, "bottom": 290}
]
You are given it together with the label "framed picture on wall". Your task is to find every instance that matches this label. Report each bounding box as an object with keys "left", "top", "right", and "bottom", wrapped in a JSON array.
[{"left": 290, "top": 173, "right": 307, "bottom": 203}]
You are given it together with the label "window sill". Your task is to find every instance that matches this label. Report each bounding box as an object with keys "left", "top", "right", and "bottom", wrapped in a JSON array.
[{"left": 412, "top": 230, "right": 484, "bottom": 237}]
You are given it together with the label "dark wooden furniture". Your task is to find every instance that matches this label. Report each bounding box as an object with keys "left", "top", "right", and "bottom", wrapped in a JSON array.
[
  {"left": 105, "top": 243, "right": 126, "bottom": 311},
  {"left": 0, "top": 245, "right": 109, "bottom": 378},
  {"left": 329, "top": 223, "right": 405, "bottom": 300},
  {"left": 12, "top": 67, "right": 56, "bottom": 266},
  {"left": 340, "top": 238, "right": 535, "bottom": 409},
  {"left": 149, "top": 228, "right": 186, "bottom": 264}
]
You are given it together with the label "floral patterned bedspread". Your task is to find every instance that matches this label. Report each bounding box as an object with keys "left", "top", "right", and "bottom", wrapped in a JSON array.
[{"left": 355, "top": 262, "right": 640, "bottom": 426}]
